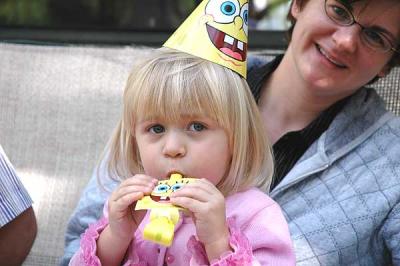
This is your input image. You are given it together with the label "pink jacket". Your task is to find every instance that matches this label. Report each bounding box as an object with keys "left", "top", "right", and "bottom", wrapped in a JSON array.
[{"left": 70, "top": 188, "right": 295, "bottom": 266}]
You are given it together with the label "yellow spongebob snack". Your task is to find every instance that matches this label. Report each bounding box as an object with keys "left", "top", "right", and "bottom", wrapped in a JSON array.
[
  {"left": 163, "top": 0, "right": 249, "bottom": 78},
  {"left": 135, "top": 173, "right": 196, "bottom": 246}
]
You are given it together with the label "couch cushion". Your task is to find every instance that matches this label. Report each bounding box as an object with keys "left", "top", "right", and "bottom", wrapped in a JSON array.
[{"left": 0, "top": 43, "right": 152, "bottom": 265}]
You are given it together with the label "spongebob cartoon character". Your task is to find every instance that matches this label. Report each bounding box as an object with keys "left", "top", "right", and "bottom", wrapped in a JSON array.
[
  {"left": 163, "top": 0, "right": 249, "bottom": 78},
  {"left": 135, "top": 173, "right": 196, "bottom": 246}
]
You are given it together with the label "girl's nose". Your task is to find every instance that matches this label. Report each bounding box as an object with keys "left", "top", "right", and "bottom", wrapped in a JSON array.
[
  {"left": 162, "top": 132, "right": 186, "bottom": 158},
  {"left": 332, "top": 25, "right": 360, "bottom": 53}
]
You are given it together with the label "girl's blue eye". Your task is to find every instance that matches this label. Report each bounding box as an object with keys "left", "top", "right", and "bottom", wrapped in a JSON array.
[
  {"left": 220, "top": 1, "right": 236, "bottom": 16},
  {"left": 149, "top": 124, "right": 165, "bottom": 134},
  {"left": 154, "top": 184, "right": 170, "bottom": 193},
  {"left": 189, "top": 122, "right": 206, "bottom": 132},
  {"left": 171, "top": 183, "right": 184, "bottom": 192}
]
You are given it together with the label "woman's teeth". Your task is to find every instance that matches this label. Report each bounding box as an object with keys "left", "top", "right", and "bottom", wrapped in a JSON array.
[{"left": 318, "top": 45, "right": 346, "bottom": 68}]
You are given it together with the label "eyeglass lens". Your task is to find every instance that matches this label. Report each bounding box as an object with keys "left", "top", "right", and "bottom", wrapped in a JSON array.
[{"left": 324, "top": 0, "right": 396, "bottom": 52}]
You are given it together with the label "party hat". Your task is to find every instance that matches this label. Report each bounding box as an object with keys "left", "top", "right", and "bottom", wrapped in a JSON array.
[{"left": 163, "top": 0, "right": 249, "bottom": 78}]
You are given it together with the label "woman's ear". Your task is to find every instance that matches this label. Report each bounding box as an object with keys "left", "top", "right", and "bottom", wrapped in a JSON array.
[
  {"left": 377, "top": 64, "right": 391, "bottom": 78},
  {"left": 291, "top": 0, "right": 302, "bottom": 18}
]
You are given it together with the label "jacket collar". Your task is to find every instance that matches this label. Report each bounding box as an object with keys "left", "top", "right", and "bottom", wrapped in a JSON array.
[{"left": 271, "top": 88, "right": 392, "bottom": 196}]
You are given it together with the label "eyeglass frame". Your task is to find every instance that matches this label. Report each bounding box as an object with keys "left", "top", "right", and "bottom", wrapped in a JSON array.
[{"left": 324, "top": 0, "right": 400, "bottom": 54}]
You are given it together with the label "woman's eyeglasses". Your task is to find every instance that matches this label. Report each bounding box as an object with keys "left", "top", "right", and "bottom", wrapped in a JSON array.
[{"left": 324, "top": 0, "right": 399, "bottom": 54}]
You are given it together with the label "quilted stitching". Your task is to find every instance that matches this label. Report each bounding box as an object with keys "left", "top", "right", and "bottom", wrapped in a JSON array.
[{"left": 274, "top": 89, "right": 400, "bottom": 265}]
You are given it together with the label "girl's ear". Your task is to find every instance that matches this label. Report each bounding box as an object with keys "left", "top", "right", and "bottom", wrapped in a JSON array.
[{"left": 291, "top": 0, "right": 302, "bottom": 19}]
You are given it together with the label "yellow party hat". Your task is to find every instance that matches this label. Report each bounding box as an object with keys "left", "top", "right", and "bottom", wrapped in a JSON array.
[{"left": 163, "top": 0, "right": 249, "bottom": 78}]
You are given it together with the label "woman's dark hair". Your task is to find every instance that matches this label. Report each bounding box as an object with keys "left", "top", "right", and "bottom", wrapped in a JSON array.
[{"left": 285, "top": 0, "right": 400, "bottom": 72}]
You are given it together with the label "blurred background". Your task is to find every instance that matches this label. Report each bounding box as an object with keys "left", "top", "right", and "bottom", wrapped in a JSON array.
[{"left": 0, "top": 0, "right": 290, "bottom": 49}]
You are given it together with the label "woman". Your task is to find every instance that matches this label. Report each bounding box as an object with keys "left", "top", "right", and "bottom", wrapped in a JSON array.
[
  {"left": 62, "top": 0, "right": 400, "bottom": 265},
  {"left": 246, "top": 0, "right": 400, "bottom": 265}
]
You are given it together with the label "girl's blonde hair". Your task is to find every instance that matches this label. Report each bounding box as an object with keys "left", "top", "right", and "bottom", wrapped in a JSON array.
[{"left": 102, "top": 48, "right": 274, "bottom": 195}]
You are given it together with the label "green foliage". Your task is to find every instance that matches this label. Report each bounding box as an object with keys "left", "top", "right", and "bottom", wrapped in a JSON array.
[
  {"left": 268, "top": 0, "right": 290, "bottom": 11},
  {"left": 0, "top": 0, "right": 290, "bottom": 28},
  {"left": 0, "top": 0, "right": 50, "bottom": 25}
]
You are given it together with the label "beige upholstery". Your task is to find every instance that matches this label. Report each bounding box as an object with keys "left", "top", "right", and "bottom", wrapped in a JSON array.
[
  {"left": 0, "top": 43, "right": 151, "bottom": 265},
  {"left": 0, "top": 43, "right": 399, "bottom": 265}
]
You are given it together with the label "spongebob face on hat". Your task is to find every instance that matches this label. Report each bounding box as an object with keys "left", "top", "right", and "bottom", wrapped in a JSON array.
[
  {"left": 204, "top": 0, "right": 248, "bottom": 62},
  {"left": 163, "top": 0, "right": 249, "bottom": 78}
]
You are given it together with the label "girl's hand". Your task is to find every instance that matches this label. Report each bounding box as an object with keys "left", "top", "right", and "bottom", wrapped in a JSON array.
[
  {"left": 107, "top": 174, "right": 157, "bottom": 241},
  {"left": 169, "top": 178, "right": 231, "bottom": 261}
]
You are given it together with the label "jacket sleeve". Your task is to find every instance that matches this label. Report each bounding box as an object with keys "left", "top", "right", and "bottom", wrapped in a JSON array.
[
  {"left": 247, "top": 55, "right": 268, "bottom": 73},
  {"left": 61, "top": 153, "right": 118, "bottom": 266},
  {"left": 382, "top": 202, "right": 400, "bottom": 265},
  {"left": 68, "top": 217, "right": 108, "bottom": 266},
  {"left": 187, "top": 203, "right": 295, "bottom": 266},
  {"left": 68, "top": 216, "right": 147, "bottom": 266}
]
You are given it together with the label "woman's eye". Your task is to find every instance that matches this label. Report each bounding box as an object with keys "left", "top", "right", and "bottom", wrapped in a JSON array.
[
  {"left": 149, "top": 124, "right": 165, "bottom": 134},
  {"left": 364, "top": 29, "right": 386, "bottom": 47},
  {"left": 332, "top": 6, "right": 350, "bottom": 21},
  {"left": 189, "top": 122, "right": 206, "bottom": 132}
]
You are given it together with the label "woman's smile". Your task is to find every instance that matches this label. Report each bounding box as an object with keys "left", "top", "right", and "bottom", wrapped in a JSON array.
[{"left": 316, "top": 44, "right": 347, "bottom": 69}]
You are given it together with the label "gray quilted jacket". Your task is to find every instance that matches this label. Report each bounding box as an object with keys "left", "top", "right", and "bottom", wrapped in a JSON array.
[{"left": 271, "top": 87, "right": 400, "bottom": 265}]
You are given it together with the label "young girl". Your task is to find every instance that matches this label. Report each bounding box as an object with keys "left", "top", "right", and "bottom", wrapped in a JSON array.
[{"left": 69, "top": 48, "right": 294, "bottom": 265}]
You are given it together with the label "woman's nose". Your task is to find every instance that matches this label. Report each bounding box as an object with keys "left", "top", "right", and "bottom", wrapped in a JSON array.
[
  {"left": 332, "top": 25, "right": 360, "bottom": 53},
  {"left": 162, "top": 131, "right": 186, "bottom": 158}
]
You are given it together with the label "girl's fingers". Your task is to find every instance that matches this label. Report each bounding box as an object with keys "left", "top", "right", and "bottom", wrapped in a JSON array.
[
  {"left": 171, "top": 186, "right": 210, "bottom": 202},
  {"left": 188, "top": 178, "right": 220, "bottom": 194},
  {"left": 112, "top": 191, "right": 144, "bottom": 211},
  {"left": 111, "top": 187, "right": 142, "bottom": 203},
  {"left": 112, "top": 184, "right": 153, "bottom": 201},
  {"left": 170, "top": 195, "right": 201, "bottom": 212},
  {"left": 122, "top": 174, "right": 158, "bottom": 187},
  {"left": 170, "top": 195, "right": 225, "bottom": 217},
  {"left": 170, "top": 193, "right": 223, "bottom": 213},
  {"left": 171, "top": 191, "right": 224, "bottom": 213},
  {"left": 171, "top": 179, "right": 221, "bottom": 202},
  {"left": 110, "top": 174, "right": 157, "bottom": 202}
]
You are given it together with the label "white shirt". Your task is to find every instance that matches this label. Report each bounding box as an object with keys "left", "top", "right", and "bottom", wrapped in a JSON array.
[{"left": 0, "top": 144, "right": 33, "bottom": 227}]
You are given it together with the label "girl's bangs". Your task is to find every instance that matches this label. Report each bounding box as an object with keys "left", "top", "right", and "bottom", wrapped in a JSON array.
[{"left": 134, "top": 64, "right": 228, "bottom": 126}]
